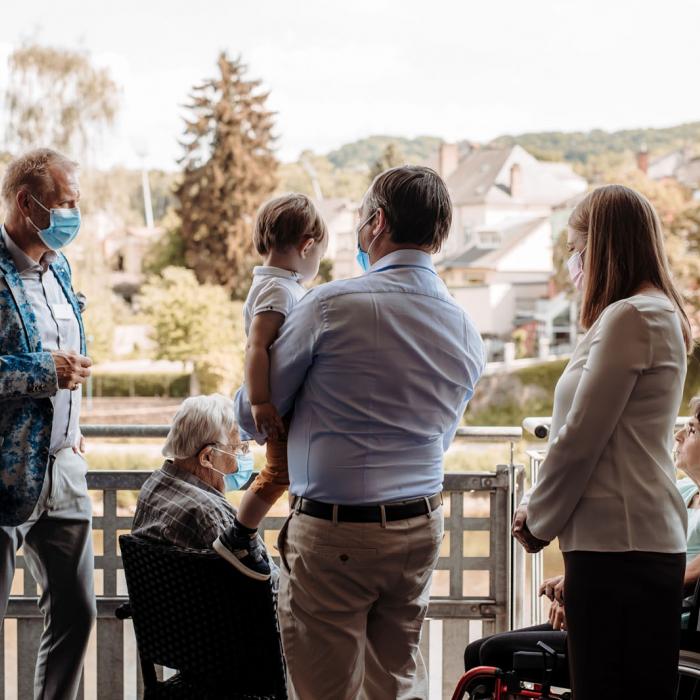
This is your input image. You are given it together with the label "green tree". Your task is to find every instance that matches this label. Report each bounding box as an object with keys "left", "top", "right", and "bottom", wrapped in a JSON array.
[
  {"left": 5, "top": 43, "right": 119, "bottom": 158},
  {"left": 277, "top": 151, "right": 368, "bottom": 201},
  {"left": 667, "top": 203, "right": 700, "bottom": 335},
  {"left": 368, "top": 143, "right": 404, "bottom": 183},
  {"left": 315, "top": 259, "right": 334, "bottom": 284},
  {"left": 143, "top": 209, "right": 186, "bottom": 275},
  {"left": 70, "top": 231, "right": 124, "bottom": 364},
  {"left": 176, "top": 53, "right": 278, "bottom": 299},
  {"left": 552, "top": 228, "right": 575, "bottom": 296},
  {"left": 138, "top": 267, "right": 245, "bottom": 394}
]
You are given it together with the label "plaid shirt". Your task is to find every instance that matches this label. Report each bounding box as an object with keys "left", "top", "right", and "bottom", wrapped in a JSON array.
[{"left": 132, "top": 460, "right": 237, "bottom": 550}]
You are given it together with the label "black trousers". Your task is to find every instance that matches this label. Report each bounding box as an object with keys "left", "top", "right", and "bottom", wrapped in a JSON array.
[
  {"left": 564, "top": 550, "right": 685, "bottom": 700},
  {"left": 464, "top": 623, "right": 569, "bottom": 687}
]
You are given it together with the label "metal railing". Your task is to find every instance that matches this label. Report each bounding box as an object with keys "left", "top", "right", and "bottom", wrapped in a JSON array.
[{"left": 2, "top": 424, "right": 530, "bottom": 700}]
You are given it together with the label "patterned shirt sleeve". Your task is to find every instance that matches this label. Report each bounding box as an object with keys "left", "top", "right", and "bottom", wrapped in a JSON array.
[{"left": 0, "top": 352, "right": 58, "bottom": 399}]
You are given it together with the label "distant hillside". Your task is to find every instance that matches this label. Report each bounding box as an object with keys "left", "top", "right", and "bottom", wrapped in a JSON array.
[
  {"left": 323, "top": 122, "right": 700, "bottom": 173},
  {"left": 489, "top": 121, "right": 700, "bottom": 164},
  {"left": 281, "top": 121, "right": 700, "bottom": 200},
  {"left": 326, "top": 135, "right": 443, "bottom": 169}
]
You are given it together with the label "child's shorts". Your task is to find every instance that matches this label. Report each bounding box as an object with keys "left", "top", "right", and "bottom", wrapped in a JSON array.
[{"left": 249, "top": 433, "right": 289, "bottom": 506}]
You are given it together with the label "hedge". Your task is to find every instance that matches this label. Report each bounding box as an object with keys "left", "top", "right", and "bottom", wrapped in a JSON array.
[{"left": 88, "top": 373, "right": 190, "bottom": 398}]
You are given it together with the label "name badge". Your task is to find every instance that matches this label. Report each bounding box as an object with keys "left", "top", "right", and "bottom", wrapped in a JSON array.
[{"left": 52, "top": 303, "right": 74, "bottom": 321}]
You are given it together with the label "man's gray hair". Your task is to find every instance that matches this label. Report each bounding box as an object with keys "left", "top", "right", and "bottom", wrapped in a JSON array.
[
  {"left": 1, "top": 147, "right": 78, "bottom": 210},
  {"left": 162, "top": 394, "right": 238, "bottom": 459}
]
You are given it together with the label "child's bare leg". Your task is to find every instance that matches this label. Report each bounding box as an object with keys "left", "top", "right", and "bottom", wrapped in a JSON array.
[
  {"left": 213, "top": 434, "right": 289, "bottom": 581},
  {"left": 237, "top": 490, "right": 275, "bottom": 530}
]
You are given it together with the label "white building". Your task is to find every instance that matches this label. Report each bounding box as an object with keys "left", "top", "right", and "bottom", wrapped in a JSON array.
[
  {"left": 434, "top": 143, "right": 587, "bottom": 353},
  {"left": 315, "top": 198, "right": 359, "bottom": 280},
  {"left": 437, "top": 143, "right": 588, "bottom": 258},
  {"left": 438, "top": 217, "right": 553, "bottom": 336}
]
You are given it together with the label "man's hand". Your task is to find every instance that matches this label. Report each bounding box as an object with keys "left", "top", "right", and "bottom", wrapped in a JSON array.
[
  {"left": 548, "top": 600, "right": 567, "bottom": 631},
  {"left": 539, "top": 574, "right": 565, "bottom": 604},
  {"left": 51, "top": 351, "right": 92, "bottom": 391},
  {"left": 251, "top": 402, "right": 285, "bottom": 440},
  {"left": 512, "top": 506, "right": 549, "bottom": 553}
]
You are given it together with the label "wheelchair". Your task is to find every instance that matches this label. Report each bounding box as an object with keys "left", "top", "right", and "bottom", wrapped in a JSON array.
[
  {"left": 451, "top": 641, "right": 570, "bottom": 700},
  {"left": 452, "top": 580, "right": 700, "bottom": 700},
  {"left": 116, "top": 534, "right": 287, "bottom": 699}
]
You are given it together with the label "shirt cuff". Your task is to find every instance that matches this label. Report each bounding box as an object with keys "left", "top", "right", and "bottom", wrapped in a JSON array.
[{"left": 234, "top": 385, "right": 266, "bottom": 445}]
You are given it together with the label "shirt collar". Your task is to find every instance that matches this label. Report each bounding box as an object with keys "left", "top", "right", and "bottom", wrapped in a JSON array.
[
  {"left": 1, "top": 224, "right": 57, "bottom": 274},
  {"left": 253, "top": 265, "right": 303, "bottom": 281},
  {"left": 161, "top": 459, "right": 225, "bottom": 498},
  {"left": 369, "top": 249, "right": 435, "bottom": 273}
]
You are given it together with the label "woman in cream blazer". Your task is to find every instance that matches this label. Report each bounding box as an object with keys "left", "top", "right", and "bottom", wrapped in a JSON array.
[{"left": 513, "top": 184, "right": 692, "bottom": 700}]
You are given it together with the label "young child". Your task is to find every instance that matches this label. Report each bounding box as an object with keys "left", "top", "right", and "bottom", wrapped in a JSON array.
[{"left": 214, "top": 193, "right": 327, "bottom": 580}]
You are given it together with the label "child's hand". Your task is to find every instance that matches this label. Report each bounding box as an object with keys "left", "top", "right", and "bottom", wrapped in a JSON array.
[{"left": 252, "top": 402, "right": 285, "bottom": 440}]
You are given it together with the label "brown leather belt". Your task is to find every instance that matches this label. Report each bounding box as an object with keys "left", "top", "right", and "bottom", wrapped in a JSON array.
[{"left": 292, "top": 492, "right": 442, "bottom": 523}]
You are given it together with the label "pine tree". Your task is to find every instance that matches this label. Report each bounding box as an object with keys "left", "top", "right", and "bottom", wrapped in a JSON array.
[{"left": 176, "top": 53, "right": 278, "bottom": 299}]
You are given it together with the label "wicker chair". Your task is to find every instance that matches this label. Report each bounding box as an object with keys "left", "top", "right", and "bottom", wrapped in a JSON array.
[{"left": 117, "top": 534, "right": 287, "bottom": 699}]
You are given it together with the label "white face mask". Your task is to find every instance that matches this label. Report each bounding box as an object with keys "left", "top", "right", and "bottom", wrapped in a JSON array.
[{"left": 566, "top": 248, "right": 586, "bottom": 291}]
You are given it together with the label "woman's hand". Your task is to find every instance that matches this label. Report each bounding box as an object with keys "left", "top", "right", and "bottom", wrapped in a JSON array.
[
  {"left": 539, "top": 574, "right": 565, "bottom": 604},
  {"left": 512, "top": 506, "right": 550, "bottom": 553},
  {"left": 548, "top": 600, "right": 567, "bottom": 631}
]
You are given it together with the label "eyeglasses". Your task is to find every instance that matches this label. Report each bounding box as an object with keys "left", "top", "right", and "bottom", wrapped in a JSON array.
[
  {"left": 677, "top": 423, "right": 697, "bottom": 441},
  {"left": 201, "top": 441, "right": 250, "bottom": 457}
]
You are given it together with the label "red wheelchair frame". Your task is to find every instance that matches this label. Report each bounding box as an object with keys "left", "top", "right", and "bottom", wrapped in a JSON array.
[{"left": 451, "top": 665, "right": 570, "bottom": 700}]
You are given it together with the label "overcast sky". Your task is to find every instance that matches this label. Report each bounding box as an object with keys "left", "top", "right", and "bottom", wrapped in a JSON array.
[{"left": 1, "top": 0, "right": 699, "bottom": 170}]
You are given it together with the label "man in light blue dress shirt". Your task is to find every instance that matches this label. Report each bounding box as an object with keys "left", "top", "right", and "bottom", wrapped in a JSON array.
[{"left": 235, "top": 166, "right": 485, "bottom": 699}]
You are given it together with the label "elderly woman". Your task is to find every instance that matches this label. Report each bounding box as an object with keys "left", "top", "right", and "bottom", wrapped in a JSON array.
[
  {"left": 464, "top": 397, "right": 700, "bottom": 698},
  {"left": 131, "top": 394, "right": 268, "bottom": 572}
]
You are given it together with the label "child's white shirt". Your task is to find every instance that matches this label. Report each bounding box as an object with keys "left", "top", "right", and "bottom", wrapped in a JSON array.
[{"left": 243, "top": 266, "right": 307, "bottom": 335}]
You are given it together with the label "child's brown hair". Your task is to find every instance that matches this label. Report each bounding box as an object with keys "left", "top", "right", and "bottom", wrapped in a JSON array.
[{"left": 253, "top": 193, "right": 327, "bottom": 255}]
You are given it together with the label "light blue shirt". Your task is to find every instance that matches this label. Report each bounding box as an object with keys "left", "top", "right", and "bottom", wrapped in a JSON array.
[
  {"left": 235, "top": 249, "right": 485, "bottom": 505},
  {"left": 677, "top": 477, "right": 700, "bottom": 562}
]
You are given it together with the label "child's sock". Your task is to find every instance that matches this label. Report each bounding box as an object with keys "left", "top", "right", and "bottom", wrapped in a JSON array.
[{"left": 233, "top": 515, "right": 258, "bottom": 537}]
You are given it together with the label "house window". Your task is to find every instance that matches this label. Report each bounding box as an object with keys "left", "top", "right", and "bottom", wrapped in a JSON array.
[{"left": 477, "top": 230, "right": 501, "bottom": 247}]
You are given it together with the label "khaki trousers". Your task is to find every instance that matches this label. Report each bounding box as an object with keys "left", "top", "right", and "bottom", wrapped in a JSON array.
[{"left": 277, "top": 504, "right": 443, "bottom": 700}]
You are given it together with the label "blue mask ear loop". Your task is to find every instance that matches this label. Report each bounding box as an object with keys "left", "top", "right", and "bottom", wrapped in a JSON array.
[{"left": 357, "top": 210, "right": 379, "bottom": 251}]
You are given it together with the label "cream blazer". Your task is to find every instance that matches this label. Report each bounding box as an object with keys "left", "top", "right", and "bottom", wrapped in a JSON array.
[{"left": 527, "top": 293, "right": 688, "bottom": 553}]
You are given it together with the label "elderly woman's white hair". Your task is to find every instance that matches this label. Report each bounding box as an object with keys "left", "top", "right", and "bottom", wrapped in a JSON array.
[{"left": 162, "top": 394, "right": 238, "bottom": 459}]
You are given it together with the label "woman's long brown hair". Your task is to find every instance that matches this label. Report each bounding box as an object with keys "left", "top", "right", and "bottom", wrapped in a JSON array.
[{"left": 569, "top": 184, "right": 692, "bottom": 351}]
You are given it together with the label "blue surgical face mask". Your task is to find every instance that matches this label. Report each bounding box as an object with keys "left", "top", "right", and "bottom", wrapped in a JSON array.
[
  {"left": 208, "top": 446, "right": 255, "bottom": 491},
  {"left": 28, "top": 194, "right": 81, "bottom": 250},
  {"left": 355, "top": 210, "right": 379, "bottom": 273}
]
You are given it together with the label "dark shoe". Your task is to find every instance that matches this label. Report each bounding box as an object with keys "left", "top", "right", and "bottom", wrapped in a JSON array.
[{"left": 213, "top": 527, "right": 271, "bottom": 581}]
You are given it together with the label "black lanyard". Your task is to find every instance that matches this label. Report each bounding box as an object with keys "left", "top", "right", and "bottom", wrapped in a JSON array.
[{"left": 371, "top": 263, "right": 438, "bottom": 276}]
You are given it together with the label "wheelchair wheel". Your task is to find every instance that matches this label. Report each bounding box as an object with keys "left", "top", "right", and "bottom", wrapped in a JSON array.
[
  {"left": 678, "top": 649, "right": 700, "bottom": 700},
  {"left": 451, "top": 666, "right": 507, "bottom": 699}
]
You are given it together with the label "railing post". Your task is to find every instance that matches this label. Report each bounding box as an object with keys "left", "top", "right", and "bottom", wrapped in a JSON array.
[
  {"left": 528, "top": 452, "right": 545, "bottom": 626},
  {"left": 503, "top": 462, "right": 526, "bottom": 631}
]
